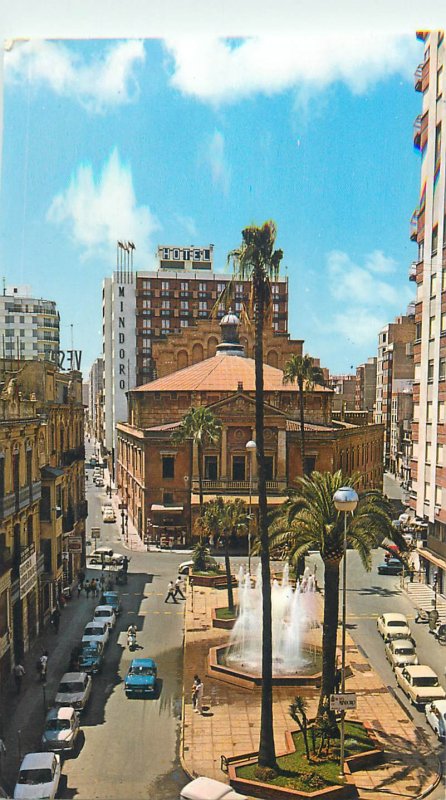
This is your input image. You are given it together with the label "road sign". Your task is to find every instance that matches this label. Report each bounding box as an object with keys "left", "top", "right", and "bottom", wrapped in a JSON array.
[
  {"left": 91, "top": 527, "right": 101, "bottom": 539},
  {"left": 329, "top": 693, "right": 357, "bottom": 711},
  {"left": 118, "top": 503, "right": 128, "bottom": 510}
]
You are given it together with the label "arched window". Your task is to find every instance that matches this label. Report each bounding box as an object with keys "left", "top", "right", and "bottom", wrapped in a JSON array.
[
  {"left": 177, "top": 350, "right": 189, "bottom": 370},
  {"left": 192, "top": 343, "right": 204, "bottom": 364}
]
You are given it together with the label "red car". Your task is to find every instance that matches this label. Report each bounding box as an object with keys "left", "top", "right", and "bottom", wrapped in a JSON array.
[{"left": 384, "top": 544, "right": 401, "bottom": 562}]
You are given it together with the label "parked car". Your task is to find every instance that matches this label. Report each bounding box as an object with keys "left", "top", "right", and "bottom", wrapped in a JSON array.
[
  {"left": 180, "top": 776, "right": 248, "bottom": 800},
  {"left": 378, "top": 558, "right": 404, "bottom": 575},
  {"left": 55, "top": 671, "right": 92, "bottom": 712},
  {"left": 101, "top": 591, "right": 122, "bottom": 615},
  {"left": 102, "top": 507, "right": 116, "bottom": 523},
  {"left": 384, "top": 544, "right": 401, "bottom": 563},
  {"left": 88, "top": 548, "right": 122, "bottom": 566},
  {"left": 395, "top": 664, "right": 446, "bottom": 707},
  {"left": 178, "top": 556, "right": 218, "bottom": 575},
  {"left": 78, "top": 640, "right": 104, "bottom": 674},
  {"left": 14, "top": 752, "right": 61, "bottom": 800},
  {"left": 425, "top": 699, "right": 446, "bottom": 740},
  {"left": 384, "top": 639, "right": 418, "bottom": 670},
  {"left": 82, "top": 620, "right": 110, "bottom": 649},
  {"left": 41, "top": 706, "right": 80, "bottom": 752},
  {"left": 93, "top": 605, "right": 116, "bottom": 629},
  {"left": 89, "top": 456, "right": 98, "bottom": 467},
  {"left": 125, "top": 658, "right": 157, "bottom": 697},
  {"left": 377, "top": 613, "right": 412, "bottom": 641},
  {"left": 94, "top": 476, "right": 105, "bottom": 487}
]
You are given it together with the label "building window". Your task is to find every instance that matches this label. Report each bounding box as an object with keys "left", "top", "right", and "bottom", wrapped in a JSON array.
[
  {"left": 161, "top": 319, "right": 170, "bottom": 332},
  {"left": 418, "top": 240, "right": 424, "bottom": 261},
  {"left": 437, "top": 444, "right": 443, "bottom": 465},
  {"left": 427, "top": 401, "right": 433, "bottom": 421},
  {"left": 142, "top": 299, "right": 151, "bottom": 309},
  {"left": 198, "top": 301, "right": 207, "bottom": 311},
  {"left": 0, "top": 456, "right": 4, "bottom": 501},
  {"left": 430, "top": 273, "right": 437, "bottom": 296},
  {"left": 180, "top": 320, "right": 188, "bottom": 328},
  {"left": 204, "top": 456, "right": 218, "bottom": 480},
  {"left": 264, "top": 456, "right": 275, "bottom": 480},
  {"left": 429, "top": 316, "right": 436, "bottom": 338},
  {"left": 424, "top": 481, "right": 430, "bottom": 502},
  {"left": 435, "top": 123, "right": 442, "bottom": 172},
  {"left": 415, "top": 321, "right": 422, "bottom": 341},
  {"left": 425, "top": 442, "right": 432, "bottom": 463},
  {"left": 439, "top": 401, "right": 445, "bottom": 422},
  {"left": 163, "top": 491, "right": 174, "bottom": 505},
  {"left": 180, "top": 282, "right": 188, "bottom": 291},
  {"left": 432, "top": 225, "right": 439, "bottom": 256},
  {"left": 199, "top": 283, "right": 206, "bottom": 292},
  {"left": 440, "top": 357, "right": 446, "bottom": 380},
  {"left": 180, "top": 301, "right": 188, "bottom": 310},
  {"left": 303, "top": 456, "right": 316, "bottom": 475},
  {"left": 217, "top": 283, "right": 226, "bottom": 294},
  {"left": 161, "top": 300, "right": 170, "bottom": 310},
  {"left": 161, "top": 281, "right": 169, "bottom": 291},
  {"left": 232, "top": 455, "right": 246, "bottom": 481},
  {"left": 162, "top": 456, "right": 175, "bottom": 479},
  {"left": 272, "top": 285, "right": 279, "bottom": 296},
  {"left": 435, "top": 486, "right": 442, "bottom": 506},
  {"left": 428, "top": 359, "right": 434, "bottom": 382}
]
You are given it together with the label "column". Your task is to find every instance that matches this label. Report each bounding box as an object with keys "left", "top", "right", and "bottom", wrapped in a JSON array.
[
  {"left": 277, "top": 429, "right": 286, "bottom": 480},
  {"left": 220, "top": 428, "right": 227, "bottom": 478}
]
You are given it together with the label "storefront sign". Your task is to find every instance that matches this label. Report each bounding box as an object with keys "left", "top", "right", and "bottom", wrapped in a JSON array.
[
  {"left": 68, "top": 537, "right": 83, "bottom": 553},
  {"left": 19, "top": 552, "right": 37, "bottom": 599}
]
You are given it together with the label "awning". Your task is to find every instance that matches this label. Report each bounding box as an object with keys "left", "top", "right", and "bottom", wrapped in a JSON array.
[
  {"left": 151, "top": 504, "right": 184, "bottom": 513},
  {"left": 41, "top": 466, "right": 64, "bottom": 479},
  {"left": 190, "top": 494, "right": 285, "bottom": 506},
  {"left": 418, "top": 548, "right": 446, "bottom": 571}
]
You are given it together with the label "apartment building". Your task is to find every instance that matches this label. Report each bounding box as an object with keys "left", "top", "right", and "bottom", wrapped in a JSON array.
[
  {"left": 0, "top": 285, "right": 59, "bottom": 362},
  {"left": 102, "top": 243, "right": 288, "bottom": 466},
  {"left": 355, "top": 357, "right": 377, "bottom": 412},
  {"left": 374, "top": 315, "right": 415, "bottom": 469},
  {"left": 328, "top": 375, "right": 356, "bottom": 412},
  {"left": 410, "top": 30, "right": 446, "bottom": 592},
  {"left": 88, "top": 357, "right": 104, "bottom": 440}
]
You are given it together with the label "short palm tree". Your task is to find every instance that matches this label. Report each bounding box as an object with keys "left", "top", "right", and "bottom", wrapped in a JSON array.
[
  {"left": 283, "top": 354, "right": 325, "bottom": 476},
  {"left": 270, "top": 470, "right": 396, "bottom": 723},
  {"left": 216, "top": 220, "right": 283, "bottom": 770},
  {"left": 171, "top": 406, "right": 221, "bottom": 509},
  {"left": 200, "top": 497, "right": 248, "bottom": 612}
]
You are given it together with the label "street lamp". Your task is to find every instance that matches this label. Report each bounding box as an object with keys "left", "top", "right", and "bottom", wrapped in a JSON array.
[
  {"left": 333, "top": 486, "right": 359, "bottom": 777},
  {"left": 245, "top": 440, "right": 256, "bottom": 575}
]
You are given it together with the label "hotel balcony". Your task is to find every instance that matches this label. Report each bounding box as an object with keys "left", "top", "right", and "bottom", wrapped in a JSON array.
[
  {"left": 408, "top": 261, "right": 417, "bottom": 281},
  {"left": 413, "top": 115, "right": 421, "bottom": 149},
  {"left": 191, "top": 478, "right": 288, "bottom": 495}
]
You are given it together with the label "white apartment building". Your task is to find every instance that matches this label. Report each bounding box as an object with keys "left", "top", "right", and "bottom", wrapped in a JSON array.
[
  {"left": 88, "top": 356, "right": 104, "bottom": 437},
  {"left": 0, "top": 285, "right": 59, "bottom": 362},
  {"left": 411, "top": 31, "right": 446, "bottom": 592}
]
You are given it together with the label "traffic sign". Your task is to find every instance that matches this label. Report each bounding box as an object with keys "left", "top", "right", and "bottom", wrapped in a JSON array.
[
  {"left": 91, "top": 527, "right": 101, "bottom": 539},
  {"left": 329, "top": 693, "right": 357, "bottom": 711},
  {"left": 118, "top": 503, "right": 128, "bottom": 510}
]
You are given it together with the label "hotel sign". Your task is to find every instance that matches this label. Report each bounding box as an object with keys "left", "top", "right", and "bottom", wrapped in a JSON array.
[{"left": 19, "top": 551, "right": 37, "bottom": 599}]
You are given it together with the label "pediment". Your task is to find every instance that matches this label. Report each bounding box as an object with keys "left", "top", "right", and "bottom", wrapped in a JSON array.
[{"left": 207, "top": 392, "right": 286, "bottom": 418}]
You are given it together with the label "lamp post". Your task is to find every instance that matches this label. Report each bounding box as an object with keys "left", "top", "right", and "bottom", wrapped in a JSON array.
[
  {"left": 245, "top": 440, "right": 256, "bottom": 575},
  {"left": 333, "top": 486, "right": 359, "bottom": 778}
]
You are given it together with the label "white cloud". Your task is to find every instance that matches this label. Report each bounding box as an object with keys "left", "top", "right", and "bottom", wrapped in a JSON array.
[
  {"left": 174, "top": 213, "right": 198, "bottom": 238},
  {"left": 163, "top": 33, "right": 419, "bottom": 106},
  {"left": 206, "top": 130, "right": 231, "bottom": 194},
  {"left": 47, "top": 149, "right": 159, "bottom": 263},
  {"left": 5, "top": 40, "right": 145, "bottom": 111}
]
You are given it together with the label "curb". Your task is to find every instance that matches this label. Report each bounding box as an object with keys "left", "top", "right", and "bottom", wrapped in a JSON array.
[
  {"left": 415, "top": 754, "right": 443, "bottom": 799},
  {"left": 179, "top": 586, "right": 196, "bottom": 783}
]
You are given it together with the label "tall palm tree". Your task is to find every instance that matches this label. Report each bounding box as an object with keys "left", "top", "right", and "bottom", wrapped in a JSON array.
[
  {"left": 171, "top": 406, "right": 221, "bottom": 510},
  {"left": 220, "top": 221, "right": 283, "bottom": 770},
  {"left": 269, "top": 470, "right": 398, "bottom": 724},
  {"left": 200, "top": 497, "right": 248, "bottom": 612},
  {"left": 283, "top": 354, "right": 325, "bottom": 476}
]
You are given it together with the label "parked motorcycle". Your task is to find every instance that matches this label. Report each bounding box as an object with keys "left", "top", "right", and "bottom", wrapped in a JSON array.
[
  {"left": 127, "top": 628, "right": 137, "bottom": 651},
  {"left": 415, "top": 608, "right": 429, "bottom": 623},
  {"left": 434, "top": 623, "right": 446, "bottom": 645}
]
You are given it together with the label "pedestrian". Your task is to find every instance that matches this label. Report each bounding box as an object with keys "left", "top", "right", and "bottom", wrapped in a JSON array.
[
  {"left": 334, "top": 667, "right": 342, "bottom": 694},
  {"left": 77, "top": 569, "right": 85, "bottom": 588},
  {"left": 51, "top": 607, "right": 60, "bottom": 634},
  {"left": 84, "top": 580, "right": 91, "bottom": 599},
  {"left": 91, "top": 578, "right": 97, "bottom": 597},
  {"left": 38, "top": 651, "right": 48, "bottom": 683},
  {"left": 77, "top": 580, "right": 82, "bottom": 597},
  {"left": 174, "top": 576, "right": 186, "bottom": 600},
  {"left": 165, "top": 580, "right": 178, "bottom": 603},
  {"left": 122, "top": 555, "right": 130, "bottom": 573},
  {"left": 13, "top": 662, "right": 25, "bottom": 693},
  {"left": 195, "top": 677, "right": 204, "bottom": 714},
  {"left": 191, "top": 674, "right": 200, "bottom": 709}
]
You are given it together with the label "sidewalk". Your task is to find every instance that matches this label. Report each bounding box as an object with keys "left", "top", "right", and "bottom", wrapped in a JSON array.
[
  {"left": 403, "top": 580, "right": 446, "bottom": 622},
  {"left": 103, "top": 469, "right": 146, "bottom": 553},
  {"left": 181, "top": 585, "right": 442, "bottom": 800}
]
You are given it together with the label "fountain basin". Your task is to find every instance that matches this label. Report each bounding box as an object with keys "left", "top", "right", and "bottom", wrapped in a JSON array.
[{"left": 208, "top": 644, "right": 322, "bottom": 689}]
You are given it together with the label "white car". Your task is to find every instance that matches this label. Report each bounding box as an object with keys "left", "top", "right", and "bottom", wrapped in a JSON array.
[
  {"left": 82, "top": 620, "right": 110, "bottom": 649},
  {"left": 384, "top": 639, "right": 418, "bottom": 670},
  {"left": 425, "top": 699, "right": 446, "bottom": 740},
  {"left": 55, "top": 671, "right": 92, "bottom": 712},
  {"left": 42, "top": 706, "right": 80, "bottom": 752},
  {"left": 14, "top": 752, "right": 61, "bottom": 800},
  {"left": 88, "top": 547, "right": 122, "bottom": 565},
  {"left": 94, "top": 476, "right": 105, "bottom": 487},
  {"left": 102, "top": 508, "right": 116, "bottom": 523},
  {"left": 377, "top": 612, "right": 412, "bottom": 641},
  {"left": 395, "top": 664, "right": 446, "bottom": 707},
  {"left": 94, "top": 605, "right": 117, "bottom": 629},
  {"left": 180, "top": 777, "right": 248, "bottom": 800}
]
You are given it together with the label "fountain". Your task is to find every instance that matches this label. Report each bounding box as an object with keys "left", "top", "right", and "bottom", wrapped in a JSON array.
[{"left": 208, "top": 564, "right": 323, "bottom": 688}]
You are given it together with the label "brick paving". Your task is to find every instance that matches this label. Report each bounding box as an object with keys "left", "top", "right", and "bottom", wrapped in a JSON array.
[{"left": 182, "top": 583, "right": 442, "bottom": 800}]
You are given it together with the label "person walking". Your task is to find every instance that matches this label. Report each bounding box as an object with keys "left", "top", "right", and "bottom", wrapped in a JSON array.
[
  {"left": 38, "top": 651, "right": 49, "bottom": 683},
  {"left": 164, "top": 580, "right": 177, "bottom": 603},
  {"left": 195, "top": 677, "right": 204, "bottom": 714},
  {"left": 91, "top": 578, "right": 97, "bottom": 598},
  {"left": 174, "top": 576, "right": 186, "bottom": 600},
  {"left": 14, "top": 663, "right": 25, "bottom": 693},
  {"left": 122, "top": 555, "right": 130, "bottom": 574},
  {"left": 77, "top": 569, "right": 85, "bottom": 589},
  {"left": 77, "top": 580, "right": 82, "bottom": 597},
  {"left": 84, "top": 580, "right": 91, "bottom": 599},
  {"left": 50, "top": 607, "right": 60, "bottom": 634},
  {"left": 191, "top": 674, "right": 200, "bottom": 710}
]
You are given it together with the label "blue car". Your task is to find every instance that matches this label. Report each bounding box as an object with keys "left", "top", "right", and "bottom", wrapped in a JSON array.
[
  {"left": 78, "top": 641, "right": 104, "bottom": 674},
  {"left": 101, "top": 591, "right": 122, "bottom": 615},
  {"left": 125, "top": 658, "right": 157, "bottom": 697},
  {"left": 378, "top": 558, "right": 404, "bottom": 575}
]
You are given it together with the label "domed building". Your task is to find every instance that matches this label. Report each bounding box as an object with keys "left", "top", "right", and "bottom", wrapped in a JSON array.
[{"left": 117, "top": 314, "right": 384, "bottom": 545}]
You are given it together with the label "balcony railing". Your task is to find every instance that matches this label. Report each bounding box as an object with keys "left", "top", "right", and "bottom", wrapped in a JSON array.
[
  {"left": 191, "top": 478, "right": 288, "bottom": 494},
  {"left": 414, "top": 64, "right": 423, "bottom": 91},
  {"left": 413, "top": 115, "right": 421, "bottom": 149},
  {"left": 77, "top": 499, "right": 88, "bottom": 520},
  {"left": 60, "top": 445, "right": 85, "bottom": 467},
  {"left": 410, "top": 210, "right": 418, "bottom": 241},
  {"left": 408, "top": 261, "right": 417, "bottom": 281}
]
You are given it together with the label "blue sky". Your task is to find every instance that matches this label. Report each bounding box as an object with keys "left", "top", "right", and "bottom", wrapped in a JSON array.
[{"left": 0, "top": 34, "right": 423, "bottom": 375}]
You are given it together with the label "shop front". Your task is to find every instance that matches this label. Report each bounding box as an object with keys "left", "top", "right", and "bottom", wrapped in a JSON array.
[{"left": 148, "top": 504, "right": 187, "bottom": 548}]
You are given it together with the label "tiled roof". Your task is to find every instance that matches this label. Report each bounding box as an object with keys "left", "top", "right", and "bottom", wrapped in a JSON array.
[
  {"left": 145, "top": 421, "right": 182, "bottom": 432},
  {"left": 133, "top": 354, "right": 331, "bottom": 394},
  {"left": 286, "top": 419, "right": 338, "bottom": 432}
]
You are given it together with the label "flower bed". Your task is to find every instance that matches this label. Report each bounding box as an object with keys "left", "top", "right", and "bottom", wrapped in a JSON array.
[
  {"left": 211, "top": 606, "right": 237, "bottom": 629},
  {"left": 227, "top": 721, "right": 382, "bottom": 800},
  {"left": 191, "top": 572, "right": 236, "bottom": 588}
]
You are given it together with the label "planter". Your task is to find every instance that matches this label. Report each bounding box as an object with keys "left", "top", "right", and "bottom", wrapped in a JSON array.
[
  {"left": 211, "top": 607, "right": 237, "bottom": 629},
  {"left": 191, "top": 572, "right": 236, "bottom": 588},
  {"left": 226, "top": 722, "right": 383, "bottom": 800}
]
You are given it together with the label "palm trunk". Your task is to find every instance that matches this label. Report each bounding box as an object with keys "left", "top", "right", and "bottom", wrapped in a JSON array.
[
  {"left": 255, "top": 276, "right": 276, "bottom": 770},
  {"left": 224, "top": 538, "right": 234, "bottom": 612},
  {"left": 317, "top": 557, "right": 341, "bottom": 725},
  {"left": 298, "top": 376, "right": 306, "bottom": 475},
  {"left": 197, "top": 441, "right": 204, "bottom": 511}
]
